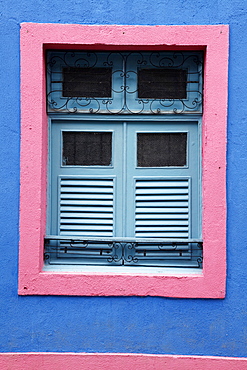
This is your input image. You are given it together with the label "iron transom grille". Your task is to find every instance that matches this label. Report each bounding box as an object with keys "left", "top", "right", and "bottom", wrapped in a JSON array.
[{"left": 47, "top": 50, "right": 203, "bottom": 114}]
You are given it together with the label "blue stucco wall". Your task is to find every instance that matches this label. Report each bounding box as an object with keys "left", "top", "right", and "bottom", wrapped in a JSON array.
[{"left": 0, "top": 0, "right": 247, "bottom": 357}]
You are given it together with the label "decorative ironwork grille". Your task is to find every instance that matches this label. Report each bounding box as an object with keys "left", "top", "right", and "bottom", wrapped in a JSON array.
[
  {"left": 47, "top": 51, "right": 203, "bottom": 114},
  {"left": 45, "top": 237, "right": 203, "bottom": 268}
]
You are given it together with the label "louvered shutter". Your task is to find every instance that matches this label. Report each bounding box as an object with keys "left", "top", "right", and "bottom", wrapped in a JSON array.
[
  {"left": 125, "top": 177, "right": 200, "bottom": 267},
  {"left": 117, "top": 119, "right": 202, "bottom": 268},
  {"left": 135, "top": 178, "right": 189, "bottom": 238},
  {"left": 59, "top": 177, "right": 114, "bottom": 237},
  {"left": 49, "top": 176, "right": 123, "bottom": 265}
]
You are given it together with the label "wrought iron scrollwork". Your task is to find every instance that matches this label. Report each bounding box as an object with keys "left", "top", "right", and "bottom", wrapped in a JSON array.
[
  {"left": 123, "top": 243, "right": 138, "bottom": 263},
  {"left": 44, "top": 237, "right": 203, "bottom": 268},
  {"left": 107, "top": 242, "right": 122, "bottom": 263},
  {"left": 47, "top": 50, "right": 203, "bottom": 115}
]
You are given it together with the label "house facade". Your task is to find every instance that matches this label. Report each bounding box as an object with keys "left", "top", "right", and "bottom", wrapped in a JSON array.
[{"left": 0, "top": 0, "right": 247, "bottom": 368}]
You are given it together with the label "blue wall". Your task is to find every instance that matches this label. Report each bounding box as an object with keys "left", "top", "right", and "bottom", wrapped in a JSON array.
[{"left": 1, "top": 0, "right": 247, "bottom": 357}]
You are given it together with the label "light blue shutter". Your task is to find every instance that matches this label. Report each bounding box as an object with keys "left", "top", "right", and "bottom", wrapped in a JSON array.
[
  {"left": 122, "top": 120, "right": 201, "bottom": 268},
  {"left": 59, "top": 177, "right": 114, "bottom": 237},
  {"left": 46, "top": 120, "right": 125, "bottom": 266},
  {"left": 135, "top": 178, "right": 190, "bottom": 238},
  {"left": 127, "top": 177, "right": 201, "bottom": 268},
  {"left": 57, "top": 176, "right": 121, "bottom": 265}
]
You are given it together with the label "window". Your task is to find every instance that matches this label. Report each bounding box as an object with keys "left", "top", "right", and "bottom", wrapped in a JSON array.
[
  {"left": 45, "top": 50, "right": 203, "bottom": 269},
  {"left": 19, "top": 24, "right": 228, "bottom": 297}
]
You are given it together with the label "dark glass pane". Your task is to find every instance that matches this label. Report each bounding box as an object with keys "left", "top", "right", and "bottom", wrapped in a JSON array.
[
  {"left": 63, "top": 67, "right": 112, "bottom": 97},
  {"left": 137, "top": 133, "right": 187, "bottom": 167},
  {"left": 63, "top": 132, "right": 112, "bottom": 166},
  {"left": 138, "top": 69, "right": 187, "bottom": 99}
]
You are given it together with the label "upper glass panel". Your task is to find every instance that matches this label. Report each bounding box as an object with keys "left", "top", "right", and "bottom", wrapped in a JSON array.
[
  {"left": 138, "top": 69, "right": 187, "bottom": 100},
  {"left": 137, "top": 132, "right": 187, "bottom": 167},
  {"left": 62, "top": 67, "right": 112, "bottom": 98},
  {"left": 47, "top": 51, "right": 203, "bottom": 114},
  {"left": 62, "top": 131, "right": 112, "bottom": 166}
]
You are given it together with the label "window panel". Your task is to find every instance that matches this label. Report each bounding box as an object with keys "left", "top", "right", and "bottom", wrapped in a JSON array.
[
  {"left": 63, "top": 67, "right": 112, "bottom": 98},
  {"left": 62, "top": 131, "right": 112, "bottom": 166},
  {"left": 137, "top": 133, "right": 187, "bottom": 167},
  {"left": 138, "top": 69, "right": 187, "bottom": 100},
  {"left": 46, "top": 51, "right": 124, "bottom": 113},
  {"left": 125, "top": 51, "right": 203, "bottom": 114}
]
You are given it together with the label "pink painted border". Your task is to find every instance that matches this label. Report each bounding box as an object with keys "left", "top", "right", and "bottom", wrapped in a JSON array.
[
  {"left": 19, "top": 24, "right": 228, "bottom": 297},
  {"left": 0, "top": 353, "right": 246, "bottom": 370}
]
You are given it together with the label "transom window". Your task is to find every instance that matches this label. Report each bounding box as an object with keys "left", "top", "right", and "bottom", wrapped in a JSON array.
[
  {"left": 47, "top": 50, "right": 203, "bottom": 114},
  {"left": 45, "top": 50, "right": 203, "bottom": 269}
]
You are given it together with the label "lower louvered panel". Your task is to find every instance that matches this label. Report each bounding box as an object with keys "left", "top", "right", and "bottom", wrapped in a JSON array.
[
  {"left": 45, "top": 176, "right": 201, "bottom": 267},
  {"left": 135, "top": 178, "right": 190, "bottom": 238},
  {"left": 59, "top": 177, "right": 114, "bottom": 237}
]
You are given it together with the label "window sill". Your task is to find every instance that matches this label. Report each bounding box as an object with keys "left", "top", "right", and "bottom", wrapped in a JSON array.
[
  {"left": 43, "top": 264, "right": 203, "bottom": 275},
  {"left": 18, "top": 266, "right": 224, "bottom": 298}
]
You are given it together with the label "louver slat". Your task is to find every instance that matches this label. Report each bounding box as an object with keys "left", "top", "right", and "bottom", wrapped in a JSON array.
[
  {"left": 135, "top": 179, "right": 190, "bottom": 238},
  {"left": 59, "top": 178, "right": 114, "bottom": 237}
]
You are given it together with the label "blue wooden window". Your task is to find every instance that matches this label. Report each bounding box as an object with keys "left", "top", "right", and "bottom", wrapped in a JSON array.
[{"left": 45, "top": 51, "right": 203, "bottom": 269}]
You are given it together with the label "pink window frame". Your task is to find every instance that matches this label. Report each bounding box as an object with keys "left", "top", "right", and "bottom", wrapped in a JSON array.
[{"left": 19, "top": 23, "right": 228, "bottom": 297}]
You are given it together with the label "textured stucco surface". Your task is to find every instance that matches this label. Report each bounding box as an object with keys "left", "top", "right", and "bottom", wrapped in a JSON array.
[{"left": 0, "top": 0, "right": 247, "bottom": 358}]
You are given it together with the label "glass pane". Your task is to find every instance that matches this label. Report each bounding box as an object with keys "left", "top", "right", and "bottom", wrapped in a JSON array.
[
  {"left": 63, "top": 67, "right": 112, "bottom": 97},
  {"left": 138, "top": 69, "right": 187, "bottom": 99},
  {"left": 63, "top": 132, "right": 112, "bottom": 166},
  {"left": 137, "top": 133, "right": 187, "bottom": 167}
]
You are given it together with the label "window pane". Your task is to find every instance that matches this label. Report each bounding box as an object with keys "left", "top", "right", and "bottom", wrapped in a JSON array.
[
  {"left": 138, "top": 69, "right": 187, "bottom": 99},
  {"left": 137, "top": 133, "right": 187, "bottom": 167},
  {"left": 63, "top": 132, "right": 112, "bottom": 166},
  {"left": 63, "top": 67, "right": 112, "bottom": 97}
]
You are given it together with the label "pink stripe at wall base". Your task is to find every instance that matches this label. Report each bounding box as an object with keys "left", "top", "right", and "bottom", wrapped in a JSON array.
[{"left": 0, "top": 353, "right": 247, "bottom": 370}]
